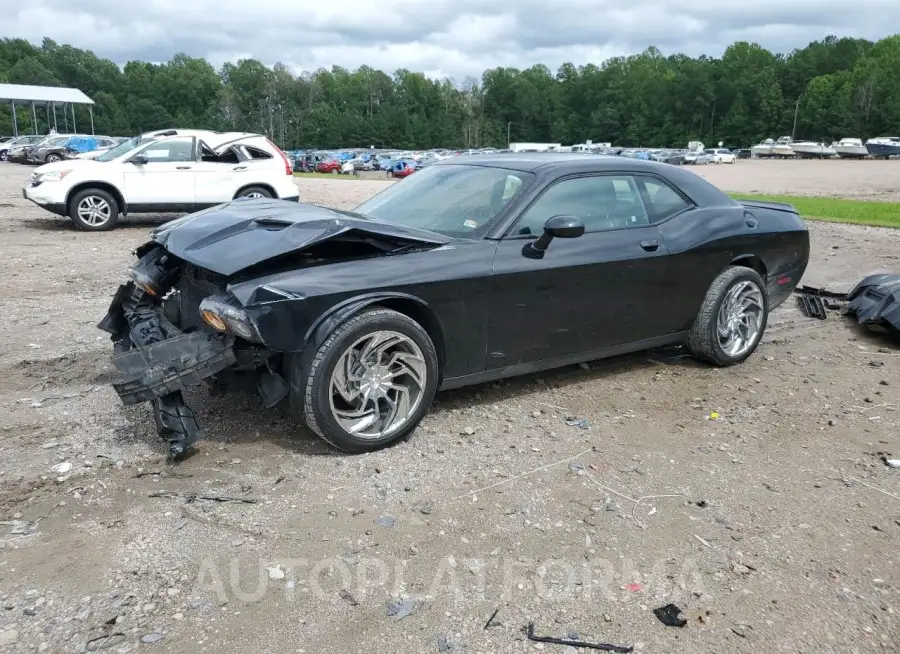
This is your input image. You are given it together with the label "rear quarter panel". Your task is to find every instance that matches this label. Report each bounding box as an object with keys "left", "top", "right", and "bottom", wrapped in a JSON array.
[{"left": 657, "top": 204, "right": 809, "bottom": 330}]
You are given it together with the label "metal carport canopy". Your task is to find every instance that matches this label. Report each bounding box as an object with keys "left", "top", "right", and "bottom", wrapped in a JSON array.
[{"left": 0, "top": 83, "right": 95, "bottom": 136}]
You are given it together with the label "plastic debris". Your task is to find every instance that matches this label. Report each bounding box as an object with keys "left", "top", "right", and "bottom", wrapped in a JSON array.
[{"left": 653, "top": 604, "right": 688, "bottom": 628}]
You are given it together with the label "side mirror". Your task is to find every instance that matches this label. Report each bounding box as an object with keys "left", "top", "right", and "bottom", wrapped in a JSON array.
[
  {"left": 128, "top": 155, "right": 148, "bottom": 165},
  {"left": 522, "top": 215, "right": 585, "bottom": 259}
]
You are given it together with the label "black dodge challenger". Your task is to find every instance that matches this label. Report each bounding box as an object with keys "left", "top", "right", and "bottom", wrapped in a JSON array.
[{"left": 99, "top": 154, "right": 810, "bottom": 458}]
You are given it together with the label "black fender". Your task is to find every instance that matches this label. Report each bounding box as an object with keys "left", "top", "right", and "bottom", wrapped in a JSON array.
[
  {"left": 302, "top": 291, "right": 433, "bottom": 348},
  {"left": 286, "top": 292, "right": 440, "bottom": 422}
]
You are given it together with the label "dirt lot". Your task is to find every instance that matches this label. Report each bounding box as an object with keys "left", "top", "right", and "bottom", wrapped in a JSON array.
[{"left": 0, "top": 159, "right": 898, "bottom": 653}]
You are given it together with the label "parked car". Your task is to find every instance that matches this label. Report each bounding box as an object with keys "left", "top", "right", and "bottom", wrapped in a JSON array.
[
  {"left": 0, "top": 134, "right": 45, "bottom": 161},
  {"left": 733, "top": 149, "right": 752, "bottom": 159},
  {"left": 316, "top": 159, "right": 342, "bottom": 174},
  {"left": 69, "top": 136, "right": 124, "bottom": 160},
  {"left": 22, "top": 131, "right": 298, "bottom": 231},
  {"left": 388, "top": 159, "right": 417, "bottom": 178},
  {"left": 684, "top": 151, "right": 710, "bottom": 165},
  {"left": 706, "top": 148, "right": 736, "bottom": 164},
  {"left": 651, "top": 150, "right": 685, "bottom": 165},
  {"left": 98, "top": 153, "right": 809, "bottom": 458},
  {"left": 7, "top": 134, "right": 63, "bottom": 163},
  {"left": 27, "top": 135, "right": 110, "bottom": 164}
]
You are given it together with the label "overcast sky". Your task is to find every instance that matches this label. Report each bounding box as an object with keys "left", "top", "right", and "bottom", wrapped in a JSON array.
[{"left": 5, "top": 0, "right": 899, "bottom": 80}]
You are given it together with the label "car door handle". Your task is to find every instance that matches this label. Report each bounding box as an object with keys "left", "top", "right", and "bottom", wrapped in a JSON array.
[
  {"left": 640, "top": 240, "right": 660, "bottom": 252},
  {"left": 745, "top": 216, "right": 758, "bottom": 228},
  {"left": 233, "top": 166, "right": 247, "bottom": 171},
  {"left": 175, "top": 166, "right": 192, "bottom": 170}
]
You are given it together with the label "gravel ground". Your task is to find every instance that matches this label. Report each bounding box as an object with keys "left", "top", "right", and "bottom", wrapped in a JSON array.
[{"left": 0, "top": 160, "right": 898, "bottom": 653}]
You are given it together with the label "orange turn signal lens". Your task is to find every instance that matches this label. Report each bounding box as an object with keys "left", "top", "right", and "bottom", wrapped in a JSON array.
[{"left": 201, "top": 310, "right": 227, "bottom": 331}]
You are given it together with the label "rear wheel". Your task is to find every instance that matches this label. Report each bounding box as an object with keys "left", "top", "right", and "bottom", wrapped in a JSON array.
[
  {"left": 293, "top": 308, "right": 439, "bottom": 452},
  {"left": 46, "top": 153, "right": 61, "bottom": 163},
  {"left": 68, "top": 188, "right": 120, "bottom": 231},
  {"left": 236, "top": 186, "right": 273, "bottom": 199},
  {"left": 685, "top": 266, "right": 768, "bottom": 366}
]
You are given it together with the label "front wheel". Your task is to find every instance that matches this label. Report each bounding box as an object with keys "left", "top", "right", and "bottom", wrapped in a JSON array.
[
  {"left": 685, "top": 266, "right": 768, "bottom": 366},
  {"left": 68, "top": 188, "right": 120, "bottom": 231},
  {"left": 294, "top": 308, "right": 439, "bottom": 452}
]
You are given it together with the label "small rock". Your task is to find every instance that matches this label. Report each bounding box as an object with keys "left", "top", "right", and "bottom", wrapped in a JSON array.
[
  {"left": 731, "top": 624, "right": 749, "bottom": 638},
  {"left": 375, "top": 515, "right": 396, "bottom": 528},
  {"left": 880, "top": 380, "right": 889, "bottom": 386},
  {"left": 42, "top": 442, "right": 60, "bottom": 449},
  {"left": 828, "top": 419, "right": 837, "bottom": 426},
  {"left": 23, "top": 606, "right": 36, "bottom": 616},
  {"left": 140, "top": 632, "right": 163, "bottom": 644},
  {"left": 461, "top": 427, "right": 475, "bottom": 436},
  {"left": 386, "top": 597, "right": 418, "bottom": 619},
  {"left": 732, "top": 563, "right": 752, "bottom": 575},
  {"left": 419, "top": 502, "right": 434, "bottom": 515},
  {"left": 882, "top": 457, "right": 900, "bottom": 469},
  {"left": 266, "top": 565, "right": 285, "bottom": 580},
  {"left": 531, "top": 410, "right": 542, "bottom": 418},
  {"left": 51, "top": 461, "right": 73, "bottom": 474},
  {"left": 0, "top": 630, "right": 19, "bottom": 647}
]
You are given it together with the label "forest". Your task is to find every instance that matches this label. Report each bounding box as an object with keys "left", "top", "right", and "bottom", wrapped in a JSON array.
[{"left": 0, "top": 35, "right": 898, "bottom": 149}]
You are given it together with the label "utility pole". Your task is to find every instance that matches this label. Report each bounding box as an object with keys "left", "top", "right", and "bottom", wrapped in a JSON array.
[
  {"left": 507, "top": 121, "right": 512, "bottom": 149},
  {"left": 792, "top": 99, "right": 800, "bottom": 141}
]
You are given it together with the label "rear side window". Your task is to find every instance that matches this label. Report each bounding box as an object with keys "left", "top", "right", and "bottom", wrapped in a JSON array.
[
  {"left": 636, "top": 176, "right": 692, "bottom": 222},
  {"left": 243, "top": 146, "right": 273, "bottom": 160}
]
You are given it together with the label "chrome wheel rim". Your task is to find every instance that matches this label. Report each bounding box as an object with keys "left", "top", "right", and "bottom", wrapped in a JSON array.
[
  {"left": 328, "top": 330, "right": 427, "bottom": 440},
  {"left": 717, "top": 280, "right": 764, "bottom": 358},
  {"left": 244, "top": 191, "right": 264, "bottom": 198},
  {"left": 77, "top": 196, "right": 111, "bottom": 226}
]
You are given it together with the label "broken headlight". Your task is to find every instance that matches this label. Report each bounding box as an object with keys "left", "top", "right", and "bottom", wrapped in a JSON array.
[
  {"left": 199, "top": 295, "right": 261, "bottom": 342},
  {"left": 128, "top": 246, "right": 180, "bottom": 297}
]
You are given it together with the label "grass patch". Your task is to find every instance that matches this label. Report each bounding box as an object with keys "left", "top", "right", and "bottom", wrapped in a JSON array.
[
  {"left": 293, "top": 172, "right": 357, "bottom": 179},
  {"left": 730, "top": 193, "right": 900, "bottom": 228}
]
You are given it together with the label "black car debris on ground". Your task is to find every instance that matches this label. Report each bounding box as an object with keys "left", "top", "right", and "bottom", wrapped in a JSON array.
[{"left": 99, "top": 154, "right": 810, "bottom": 458}]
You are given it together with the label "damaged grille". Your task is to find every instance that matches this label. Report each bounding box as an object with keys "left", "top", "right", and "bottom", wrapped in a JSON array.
[{"left": 175, "top": 264, "right": 228, "bottom": 330}]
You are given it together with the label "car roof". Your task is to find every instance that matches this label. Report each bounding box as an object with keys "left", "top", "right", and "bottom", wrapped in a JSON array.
[{"left": 432, "top": 152, "right": 675, "bottom": 174}]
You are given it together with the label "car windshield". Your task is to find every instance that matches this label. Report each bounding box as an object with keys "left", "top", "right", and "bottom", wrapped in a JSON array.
[
  {"left": 96, "top": 135, "right": 151, "bottom": 162},
  {"left": 353, "top": 164, "right": 533, "bottom": 238}
]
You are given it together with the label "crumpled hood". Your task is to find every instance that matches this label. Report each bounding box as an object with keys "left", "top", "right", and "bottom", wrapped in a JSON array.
[{"left": 152, "top": 198, "right": 451, "bottom": 276}]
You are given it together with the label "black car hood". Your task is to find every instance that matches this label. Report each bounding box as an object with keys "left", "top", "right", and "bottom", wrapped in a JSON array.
[{"left": 151, "top": 198, "right": 451, "bottom": 276}]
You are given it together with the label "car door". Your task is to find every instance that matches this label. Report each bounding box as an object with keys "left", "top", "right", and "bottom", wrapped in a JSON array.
[
  {"left": 122, "top": 136, "right": 197, "bottom": 210},
  {"left": 487, "top": 174, "right": 671, "bottom": 369},
  {"left": 191, "top": 140, "right": 252, "bottom": 207}
]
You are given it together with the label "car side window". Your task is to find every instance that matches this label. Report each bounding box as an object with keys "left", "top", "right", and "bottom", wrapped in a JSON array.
[
  {"left": 511, "top": 175, "right": 650, "bottom": 236},
  {"left": 138, "top": 138, "right": 195, "bottom": 163},
  {"left": 636, "top": 176, "right": 692, "bottom": 222}
]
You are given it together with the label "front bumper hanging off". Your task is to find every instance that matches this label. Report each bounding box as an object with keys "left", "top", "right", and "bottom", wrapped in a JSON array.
[{"left": 99, "top": 280, "right": 237, "bottom": 459}]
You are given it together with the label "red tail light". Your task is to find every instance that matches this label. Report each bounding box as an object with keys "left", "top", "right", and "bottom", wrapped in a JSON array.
[{"left": 268, "top": 139, "right": 292, "bottom": 175}]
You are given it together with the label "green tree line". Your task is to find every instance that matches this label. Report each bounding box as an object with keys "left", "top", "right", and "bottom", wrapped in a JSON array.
[{"left": 1, "top": 35, "right": 898, "bottom": 149}]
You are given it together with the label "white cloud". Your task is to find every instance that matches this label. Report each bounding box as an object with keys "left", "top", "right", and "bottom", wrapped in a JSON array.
[{"left": 4, "top": 0, "right": 899, "bottom": 81}]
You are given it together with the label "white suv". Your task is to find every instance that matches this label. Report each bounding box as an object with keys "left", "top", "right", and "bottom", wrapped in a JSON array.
[{"left": 23, "top": 129, "right": 299, "bottom": 230}]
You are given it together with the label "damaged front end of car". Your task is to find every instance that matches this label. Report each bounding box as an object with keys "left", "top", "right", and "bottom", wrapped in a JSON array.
[
  {"left": 97, "top": 198, "right": 451, "bottom": 459},
  {"left": 98, "top": 242, "right": 289, "bottom": 459}
]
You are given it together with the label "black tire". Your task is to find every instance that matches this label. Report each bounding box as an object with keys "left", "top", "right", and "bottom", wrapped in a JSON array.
[
  {"left": 235, "top": 186, "right": 274, "bottom": 199},
  {"left": 68, "top": 188, "right": 120, "bottom": 231},
  {"left": 685, "top": 266, "right": 768, "bottom": 367},
  {"left": 46, "top": 153, "right": 61, "bottom": 163},
  {"left": 331, "top": 168, "right": 338, "bottom": 175},
  {"left": 0, "top": 151, "right": 8, "bottom": 161},
  {"left": 293, "top": 308, "right": 439, "bottom": 452}
]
